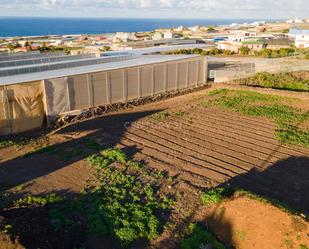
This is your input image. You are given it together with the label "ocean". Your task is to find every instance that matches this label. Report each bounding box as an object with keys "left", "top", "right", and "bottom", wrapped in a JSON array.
[{"left": 0, "top": 17, "right": 276, "bottom": 37}]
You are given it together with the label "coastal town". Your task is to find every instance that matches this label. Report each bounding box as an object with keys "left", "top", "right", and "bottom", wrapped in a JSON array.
[{"left": 1, "top": 18, "right": 309, "bottom": 56}]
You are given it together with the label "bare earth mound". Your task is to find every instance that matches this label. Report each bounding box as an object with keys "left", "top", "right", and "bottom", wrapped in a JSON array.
[{"left": 208, "top": 197, "right": 309, "bottom": 249}]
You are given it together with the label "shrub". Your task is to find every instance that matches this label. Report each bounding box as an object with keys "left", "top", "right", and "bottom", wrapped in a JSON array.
[
  {"left": 200, "top": 188, "right": 227, "bottom": 204},
  {"left": 239, "top": 46, "right": 250, "bottom": 55},
  {"left": 235, "top": 72, "right": 309, "bottom": 92}
]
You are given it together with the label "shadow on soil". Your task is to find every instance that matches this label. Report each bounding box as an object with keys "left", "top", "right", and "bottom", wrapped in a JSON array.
[
  {"left": 155, "top": 156, "right": 309, "bottom": 249},
  {"left": 221, "top": 156, "right": 309, "bottom": 216},
  {"left": 0, "top": 109, "right": 167, "bottom": 249},
  {"left": 0, "top": 110, "right": 162, "bottom": 191},
  {"left": 1, "top": 109, "right": 309, "bottom": 248}
]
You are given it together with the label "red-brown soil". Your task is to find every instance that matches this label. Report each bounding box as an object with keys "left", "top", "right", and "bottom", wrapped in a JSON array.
[
  {"left": 0, "top": 86, "right": 309, "bottom": 249},
  {"left": 208, "top": 197, "right": 309, "bottom": 249}
]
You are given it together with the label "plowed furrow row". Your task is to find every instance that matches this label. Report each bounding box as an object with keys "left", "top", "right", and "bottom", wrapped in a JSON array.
[
  {"left": 123, "top": 131, "right": 232, "bottom": 181},
  {"left": 140, "top": 121, "right": 253, "bottom": 172},
  {"left": 145, "top": 119, "right": 263, "bottom": 169},
  {"left": 193, "top": 109, "right": 309, "bottom": 154},
  {"left": 118, "top": 140, "right": 214, "bottom": 187},
  {"left": 170, "top": 116, "right": 303, "bottom": 158},
  {"left": 197, "top": 107, "right": 276, "bottom": 129},
  {"left": 165, "top": 117, "right": 281, "bottom": 164},
  {"left": 176, "top": 115, "right": 309, "bottom": 157},
  {"left": 192, "top": 110, "right": 277, "bottom": 140},
  {"left": 197, "top": 110, "right": 276, "bottom": 134}
]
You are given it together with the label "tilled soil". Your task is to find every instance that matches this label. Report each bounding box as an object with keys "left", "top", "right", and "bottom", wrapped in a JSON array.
[{"left": 0, "top": 86, "right": 309, "bottom": 249}]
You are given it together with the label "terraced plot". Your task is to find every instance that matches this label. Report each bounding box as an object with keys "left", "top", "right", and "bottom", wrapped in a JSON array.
[{"left": 0, "top": 87, "right": 309, "bottom": 249}]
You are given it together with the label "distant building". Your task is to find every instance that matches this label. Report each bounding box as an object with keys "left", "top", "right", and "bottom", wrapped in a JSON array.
[
  {"left": 295, "top": 34, "right": 309, "bottom": 48},
  {"left": 163, "top": 32, "right": 176, "bottom": 39},
  {"left": 115, "top": 32, "right": 136, "bottom": 42},
  {"left": 288, "top": 28, "right": 309, "bottom": 38},
  {"left": 174, "top": 26, "right": 184, "bottom": 32},
  {"left": 287, "top": 18, "right": 305, "bottom": 24},
  {"left": 152, "top": 32, "right": 164, "bottom": 40},
  {"left": 217, "top": 41, "right": 240, "bottom": 53},
  {"left": 188, "top": 26, "right": 201, "bottom": 32}
]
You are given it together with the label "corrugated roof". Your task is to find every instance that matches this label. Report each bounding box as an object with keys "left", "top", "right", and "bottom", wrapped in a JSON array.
[{"left": 0, "top": 55, "right": 200, "bottom": 86}]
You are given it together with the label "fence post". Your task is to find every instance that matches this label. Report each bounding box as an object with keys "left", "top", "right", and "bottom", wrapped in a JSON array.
[
  {"left": 138, "top": 67, "right": 141, "bottom": 98},
  {"left": 175, "top": 63, "right": 179, "bottom": 90},
  {"left": 151, "top": 65, "right": 154, "bottom": 96},
  {"left": 186, "top": 61, "right": 189, "bottom": 87},
  {"left": 106, "top": 72, "right": 111, "bottom": 104},
  {"left": 67, "top": 77, "right": 72, "bottom": 111},
  {"left": 204, "top": 56, "right": 208, "bottom": 83},
  {"left": 164, "top": 64, "right": 167, "bottom": 91},
  {"left": 196, "top": 60, "right": 199, "bottom": 87},
  {"left": 123, "top": 69, "right": 128, "bottom": 102},
  {"left": 86, "top": 73, "right": 94, "bottom": 108},
  {"left": 1, "top": 87, "right": 12, "bottom": 134}
]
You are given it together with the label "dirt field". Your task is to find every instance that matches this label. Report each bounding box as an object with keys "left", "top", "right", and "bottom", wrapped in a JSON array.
[{"left": 0, "top": 86, "right": 309, "bottom": 249}]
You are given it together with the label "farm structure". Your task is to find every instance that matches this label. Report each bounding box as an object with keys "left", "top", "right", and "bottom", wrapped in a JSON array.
[{"left": 0, "top": 50, "right": 208, "bottom": 135}]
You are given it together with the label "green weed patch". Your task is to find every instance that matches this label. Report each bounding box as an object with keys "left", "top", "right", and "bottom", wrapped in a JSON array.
[
  {"left": 0, "top": 140, "right": 14, "bottom": 149},
  {"left": 46, "top": 148, "right": 174, "bottom": 246},
  {"left": 204, "top": 89, "right": 309, "bottom": 147},
  {"left": 181, "top": 223, "right": 225, "bottom": 249},
  {"left": 234, "top": 72, "right": 309, "bottom": 92},
  {"left": 150, "top": 110, "right": 187, "bottom": 121}
]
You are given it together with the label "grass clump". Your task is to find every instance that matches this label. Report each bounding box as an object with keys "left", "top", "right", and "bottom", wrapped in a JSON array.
[
  {"left": 150, "top": 111, "right": 170, "bottom": 121},
  {"left": 235, "top": 72, "right": 309, "bottom": 92},
  {"left": 15, "top": 193, "right": 64, "bottom": 207},
  {"left": 300, "top": 244, "right": 309, "bottom": 249},
  {"left": 48, "top": 148, "right": 174, "bottom": 246},
  {"left": 204, "top": 89, "right": 309, "bottom": 147},
  {"left": 87, "top": 148, "right": 127, "bottom": 168},
  {"left": 0, "top": 140, "right": 14, "bottom": 149},
  {"left": 200, "top": 188, "right": 234, "bottom": 205},
  {"left": 181, "top": 223, "right": 225, "bottom": 249},
  {"left": 208, "top": 88, "right": 229, "bottom": 96}
]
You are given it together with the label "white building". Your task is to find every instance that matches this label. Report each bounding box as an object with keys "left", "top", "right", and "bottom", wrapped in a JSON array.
[
  {"left": 174, "top": 26, "right": 184, "bottom": 32},
  {"left": 188, "top": 26, "right": 200, "bottom": 32},
  {"left": 115, "top": 32, "right": 136, "bottom": 42},
  {"left": 287, "top": 18, "right": 305, "bottom": 24},
  {"left": 152, "top": 32, "right": 164, "bottom": 40},
  {"left": 295, "top": 34, "right": 309, "bottom": 48},
  {"left": 163, "top": 32, "right": 176, "bottom": 39}
]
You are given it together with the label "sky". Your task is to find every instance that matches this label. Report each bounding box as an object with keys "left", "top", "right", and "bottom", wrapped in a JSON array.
[{"left": 0, "top": 0, "right": 308, "bottom": 19}]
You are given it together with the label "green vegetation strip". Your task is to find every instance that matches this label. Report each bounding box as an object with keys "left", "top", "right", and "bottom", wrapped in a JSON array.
[
  {"left": 203, "top": 89, "right": 309, "bottom": 148},
  {"left": 181, "top": 223, "right": 225, "bottom": 249},
  {"left": 16, "top": 148, "right": 174, "bottom": 246},
  {"left": 235, "top": 72, "right": 309, "bottom": 92}
]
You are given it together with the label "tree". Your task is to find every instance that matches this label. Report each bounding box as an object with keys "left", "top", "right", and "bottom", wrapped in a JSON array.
[
  {"left": 206, "top": 26, "right": 216, "bottom": 33},
  {"left": 7, "top": 42, "right": 21, "bottom": 52},
  {"left": 239, "top": 46, "right": 250, "bottom": 55},
  {"left": 100, "top": 46, "right": 111, "bottom": 52}
]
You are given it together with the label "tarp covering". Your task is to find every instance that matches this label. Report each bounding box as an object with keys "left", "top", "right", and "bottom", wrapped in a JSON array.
[
  {"left": 44, "top": 77, "right": 70, "bottom": 124},
  {"left": 0, "top": 86, "right": 10, "bottom": 135},
  {"left": 0, "top": 81, "right": 45, "bottom": 135}
]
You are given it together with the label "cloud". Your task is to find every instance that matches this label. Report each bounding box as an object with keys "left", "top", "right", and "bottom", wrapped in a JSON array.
[
  {"left": 0, "top": 0, "right": 308, "bottom": 18},
  {"left": 2, "top": 0, "right": 309, "bottom": 11}
]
